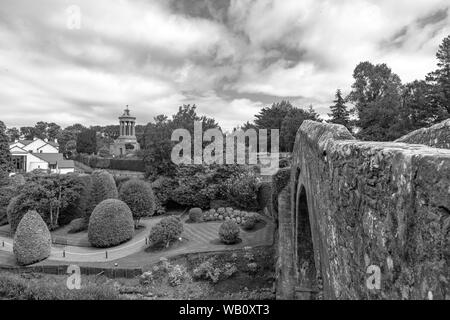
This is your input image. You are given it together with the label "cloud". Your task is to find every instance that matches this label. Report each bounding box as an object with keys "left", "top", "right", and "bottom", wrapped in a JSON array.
[{"left": 0, "top": 0, "right": 449, "bottom": 131}]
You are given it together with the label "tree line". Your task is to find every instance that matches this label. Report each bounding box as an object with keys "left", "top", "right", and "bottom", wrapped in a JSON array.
[
  {"left": 328, "top": 35, "right": 450, "bottom": 141},
  {"left": 1, "top": 34, "right": 448, "bottom": 179}
]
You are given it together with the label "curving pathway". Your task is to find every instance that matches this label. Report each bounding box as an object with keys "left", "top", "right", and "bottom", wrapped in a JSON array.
[{"left": 0, "top": 216, "right": 274, "bottom": 266}]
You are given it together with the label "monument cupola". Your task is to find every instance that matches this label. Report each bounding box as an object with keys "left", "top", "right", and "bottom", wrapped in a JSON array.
[{"left": 119, "top": 105, "right": 137, "bottom": 137}]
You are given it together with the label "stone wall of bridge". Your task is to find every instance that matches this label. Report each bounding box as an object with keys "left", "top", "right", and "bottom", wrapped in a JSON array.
[{"left": 277, "top": 120, "right": 450, "bottom": 300}]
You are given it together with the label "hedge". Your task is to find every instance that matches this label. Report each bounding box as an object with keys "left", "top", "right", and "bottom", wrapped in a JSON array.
[
  {"left": 75, "top": 154, "right": 145, "bottom": 172},
  {"left": 119, "top": 179, "right": 156, "bottom": 226},
  {"left": 89, "top": 170, "right": 118, "bottom": 216},
  {"left": 88, "top": 199, "right": 134, "bottom": 248},
  {"left": 13, "top": 211, "right": 51, "bottom": 266}
]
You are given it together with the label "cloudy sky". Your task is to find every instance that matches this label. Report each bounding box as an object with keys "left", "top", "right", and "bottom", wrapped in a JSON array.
[{"left": 0, "top": 0, "right": 449, "bottom": 130}]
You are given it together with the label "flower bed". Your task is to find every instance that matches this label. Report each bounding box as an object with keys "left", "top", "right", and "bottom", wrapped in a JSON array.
[{"left": 201, "top": 207, "right": 260, "bottom": 225}]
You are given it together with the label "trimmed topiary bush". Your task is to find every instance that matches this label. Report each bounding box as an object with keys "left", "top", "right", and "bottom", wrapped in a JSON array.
[
  {"left": 68, "top": 218, "right": 88, "bottom": 234},
  {"left": 119, "top": 179, "right": 156, "bottom": 228},
  {"left": 89, "top": 170, "right": 118, "bottom": 217},
  {"left": 148, "top": 216, "right": 183, "bottom": 248},
  {"left": 218, "top": 220, "right": 240, "bottom": 244},
  {"left": 241, "top": 215, "right": 258, "bottom": 230},
  {"left": 88, "top": 199, "right": 134, "bottom": 248},
  {"left": 188, "top": 207, "right": 203, "bottom": 222},
  {"left": 13, "top": 210, "right": 51, "bottom": 266}
]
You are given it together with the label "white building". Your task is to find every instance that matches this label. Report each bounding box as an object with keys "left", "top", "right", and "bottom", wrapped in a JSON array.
[{"left": 9, "top": 138, "right": 75, "bottom": 174}]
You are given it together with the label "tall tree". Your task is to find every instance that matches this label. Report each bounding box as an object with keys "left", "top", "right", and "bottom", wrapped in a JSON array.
[
  {"left": 254, "top": 100, "right": 293, "bottom": 131},
  {"left": 348, "top": 61, "right": 403, "bottom": 141},
  {"left": 76, "top": 129, "right": 97, "bottom": 155},
  {"left": 20, "top": 126, "right": 35, "bottom": 140},
  {"left": 328, "top": 89, "right": 351, "bottom": 129},
  {"left": 47, "top": 123, "right": 61, "bottom": 141},
  {"left": 34, "top": 121, "right": 48, "bottom": 140},
  {"left": 57, "top": 124, "right": 86, "bottom": 155},
  {"left": 6, "top": 127, "right": 20, "bottom": 142},
  {"left": 254, "top": 100, "right": 294, "bottom": 152},
  {"left": 281, "top": 106, "right": 321, "bottom": 152},
  {"left": 0, "top": 121, "right": 13, "bottom": 185},
  {"left": 426, "top": 35, "right": 450, "bottom": 116}
]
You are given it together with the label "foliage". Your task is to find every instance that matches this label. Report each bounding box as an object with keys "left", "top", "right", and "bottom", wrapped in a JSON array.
[
  {"left": 218, "top": 220, "right": 240, "bottom": 244},
  {"left": 119, "top": 179, "right": 156, "bottom": 227},
  {"left": 168, "top": 264, "right": 191, "bottom": 287},
  {"left": 0, "top": 121, "right": 12, "bottom": 184},
  {"left": 148, "top": 215, "right": 183, "bottom": 248},
  {"left": 89, "top": 170, "right": 118, "bottom": 217},
  {"left": 57, "top": 123, "right": 86, "bottom": 156},
  {"left": 328, "top": 89, "right": 351, "bottom": 130},
  {"left": 75, "top": 154, "right": 145, "bottom": 172},
  {"left": 188, "top": 207, "right": 203, "bottom": 222},
  {"left": 13, "top": 211, "right": 51, "bottom": 266},
  {"left": 142, "top": 105, "right": 219, "bottom": 178},
  {"left": 0, "top": 273, "right": 119, "bottom": 300},
  {"left": 257, "top": 181, "right": 272, "bottom": 215},
  {"left": 220, "top": 169, "right": 259, "bottom": 210},
  {"left": 150, "top": 176, "right": 178, "bottom": 208},
  {"left": 193, "top": 257, "right": 238, "bottom": 283},
  {"left": 76, "top": 129, "right": 97, "bottom": 154},
  {"left": 170, "top": 165, "right": 220, "bottom": 209},
  {"left": 0, "top": 187, "right": 14, "bottom": 225},
  {"left": 426, "top": 35, "right": 450, "bottom": 116},
  {"left": 280, "top": 106, "right": 321, "bottom": 152},
  {"left": 348, "top": 61, "right": 404, "bottom": 141},
  {"left": 67, "top": 217, "right": 87, "bottom": 234},
  {"left": 58, "top": 174, "right": 92, "bottom": 226},
  {"left": 88, "top": 199, "right": 134, "bottom": 248},
  {"left": 241, "top": 215, "right": 259, "bottom": 230}
]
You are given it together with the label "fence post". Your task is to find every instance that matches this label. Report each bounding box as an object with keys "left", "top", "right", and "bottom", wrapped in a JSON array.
[
  {"left": 105, "top": 251, "right": 108, "bottom": 259},
  {"left": 63, "top": 250, "right": 65, "bottom": 258}
]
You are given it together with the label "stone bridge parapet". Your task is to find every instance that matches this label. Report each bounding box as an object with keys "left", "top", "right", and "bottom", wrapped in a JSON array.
[{"left": 277, "top": 120, "right": 450, "bottom": 300}]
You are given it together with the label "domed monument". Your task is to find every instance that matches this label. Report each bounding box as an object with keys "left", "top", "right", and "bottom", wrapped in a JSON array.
[{"left": 110, "top": 106, "right": 140, "bottom": 157}]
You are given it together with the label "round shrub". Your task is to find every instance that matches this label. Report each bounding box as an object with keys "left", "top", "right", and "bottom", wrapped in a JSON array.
[
  {"left": 189, "top": 208, "right": 203, "bottom": 222},
  {"left": 119, "top": 179, "right": 156, "bottom": 227},
  {"left": 148, "top": 216, "right": 183, "bottom": 247},
  {"left": 68, "top": 218, "right": 87, "bottom": 234},
  {"left": 218, "top": 220, "right": 240, "bottom": 244},
  {"left": 88, "top": 199, "right": 134, "bottom": 248},
  {"left": 242, "top": 215, "right": 258, "bottom": 230},
  {"left": 89, "top": 170, "right": 118, "bottom": 217},
  {"left": 13, "top": 210, "right": 51, "bottom": 266}
]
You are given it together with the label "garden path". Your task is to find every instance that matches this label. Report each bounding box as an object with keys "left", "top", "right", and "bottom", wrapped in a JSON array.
[{"left": 0, "top": 216, "right": 274, "bottom": 266}]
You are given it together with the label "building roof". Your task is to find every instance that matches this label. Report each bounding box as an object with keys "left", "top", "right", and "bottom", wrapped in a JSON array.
[
  {"left": 33, "top": 153, "right": 64, "bottom": 165},
  {"left": 18, "top": 140, "right": 33, "bottom": 146},
  {"left": 58, "top": 160, "right": 75, "bottom": 168},
  {"left": 48, "top": 141, "right": 59, "bottom": 147},
  {"left": 37, "top": 141, "right": 59, "bottom": 150}
]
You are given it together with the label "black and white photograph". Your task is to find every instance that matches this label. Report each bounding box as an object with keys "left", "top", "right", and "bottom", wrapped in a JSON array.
[{"left": 0, "top": 0, "right": 449, "bottom": 307}]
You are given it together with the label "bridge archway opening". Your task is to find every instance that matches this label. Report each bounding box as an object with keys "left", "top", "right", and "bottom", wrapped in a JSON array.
[{"left": 295, "top": 184, "right": 319, "bottom": 299}]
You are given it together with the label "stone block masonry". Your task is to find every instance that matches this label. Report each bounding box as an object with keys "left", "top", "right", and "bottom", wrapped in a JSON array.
[{"left": 277, "top": 119, "right": 450, "bottom": 300}]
